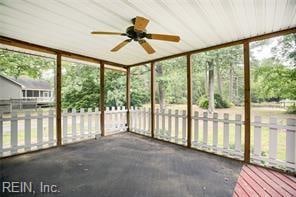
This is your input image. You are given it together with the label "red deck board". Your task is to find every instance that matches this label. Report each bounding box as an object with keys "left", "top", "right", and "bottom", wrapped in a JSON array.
[
  {"left": 243, "top": 165, "right": 281, "bottom": 196},
  {"left": 234, "top": 181, "right": 249, "bottom": 197},
  {"left": 233, "top": 192, "right": 239, "bottom": 197},
  {"left": 240, "top": 169, "right": 270, "bottom": 196},
  {"left": 233, "top": 165, "right": 296, "bottom": 197},
  {"left": 255, "top": 165, "right": 296, "bottom": 196},
  {"left": 237, "top": 174, "right": 259, "bottom": 197},
  {"left": 270, "top": 170, "right": 296, "bottom": 189},
  {"left": 247, "top": 165, "right": 291, "bottom": 196}
]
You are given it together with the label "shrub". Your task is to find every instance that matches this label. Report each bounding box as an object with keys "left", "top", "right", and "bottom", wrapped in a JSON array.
[
  {"left": 214, "top": 94, "right": 230, "bottom": 108},
  {"left": 198, "top": 95, "right": 209, "bottom": 109},
  {"left": 287, "top": 104, "right": 296, "bottom": 114},
  {"left": 198, "top": 94, "right": 230, "bottom": 109}
]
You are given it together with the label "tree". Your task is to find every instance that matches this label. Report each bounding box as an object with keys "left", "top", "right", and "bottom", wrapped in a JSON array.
[
  {"left": 271, "top": 34, "right": 296, "bottom": 66},
  {"left": 130, "top": 65, "right": 150, "bottom": 107},
  {"left": 208, "top": 60, "right": 215, "bottom": 113},
  {"left": 252, "top": 59, "right": 296, "bottom": 101},
  {"left": 155, "top": 57, "right": 187, "bottom": 110},
  {"left": 62, "top": 62, "right": 127, "bottom": 109},
  {"left": 156, "top": 63, "right": 166, "bottom": 110},
  {"left": 193, "top": 45, "right": 243, "bottom": 111},
  {"left": 62, "top": 62, "right": 100, "bottom": 109},
  {"left": 0, "top": 49, "right": 54, "bottom": 79},
  {"left": 105, "top": 70, "right": 126, "bottom": 107},
  {"left": 250, "top": 33, "right": 296, "bottom": 104}
]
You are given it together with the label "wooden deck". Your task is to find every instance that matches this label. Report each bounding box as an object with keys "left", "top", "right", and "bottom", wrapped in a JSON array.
[{"left": 233, "top": 164, "right": 296, "bottom": 197}]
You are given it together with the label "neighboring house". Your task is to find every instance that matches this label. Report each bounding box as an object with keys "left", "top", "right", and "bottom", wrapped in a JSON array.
[
  {"left": 0, "top": 73, "right": 53, "bottom": 104},
  {"left": 0, "top": 74, "right": 22, "bottom": 99}
]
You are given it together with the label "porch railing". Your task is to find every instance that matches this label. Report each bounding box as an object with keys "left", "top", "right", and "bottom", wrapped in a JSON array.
[
  {"left": 0, "top": 110, "right": 56, "bottom": 157},
  {"left": 105, "top": 106, "right": 128, "bottom": 134},
  {"left": 130, "top": 107, "right": 296, "bottom": 172},
  {"left": 62, "top": 108, "right": 101, "bottom": 144},
  {"left": 1, "top": 106, "right": 295, "bottom": 172},
  {"left": 0, "top": 107, "right": 127, "bottom": 157}
]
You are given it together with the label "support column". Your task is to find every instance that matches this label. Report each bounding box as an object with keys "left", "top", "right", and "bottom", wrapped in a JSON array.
[
  {"left": 244, "top": 42, "right": 251, "bottom": 163},
  {"left": 126, "top": 67, "right": 131, "bottom": 132},
  {"left": 187, "top": 54, "right": 192, "bottom": 148},
  {"left": 151, "top": 62, "right": 155, "bottom": 138},
  {"left": 56, "top": 53, "right": 62, "bottom": 146},
  {"left": 100, "top": 61, "right": 105, "bottom": 136}
]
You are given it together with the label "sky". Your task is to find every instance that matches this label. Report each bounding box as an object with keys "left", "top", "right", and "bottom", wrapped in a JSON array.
[{"left": 251, "top": 37, "right": 279, "bottom": 61}]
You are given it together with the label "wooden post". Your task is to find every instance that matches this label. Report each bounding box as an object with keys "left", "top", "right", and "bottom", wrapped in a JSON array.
[
  {"left": 100, "top": 61, "right": 105, "bottom": 136},
  {"left": 126, "top": 67, "right": 131, "bottom": 132},
  {"left": 151, "top": 62, "right": 155, "bottom": 138},
  {"left": 56, "top": 53, "right": 62, "bottom": 146},
  {"left": 244, "top": 42, "right": 251, "bottom": 163},
  {"left": 187, "top": 54, "right": 192, "bottom": 148}
]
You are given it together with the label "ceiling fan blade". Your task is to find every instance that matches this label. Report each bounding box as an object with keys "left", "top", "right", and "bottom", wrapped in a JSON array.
[
  {"left": 146, "top": 33, "right": 180, "bottom": 42},
  {"left": 91, "top": 31, "right": 126, "bottom": 36},
  {"left": 139, "top": 40, "right": 155, "bottom": 54},
  {"left": 111, "top": 39, "right": 131, "bottom": 52},
  {"left": 134, "top": 16, "right": 149, "bottom": 32}
]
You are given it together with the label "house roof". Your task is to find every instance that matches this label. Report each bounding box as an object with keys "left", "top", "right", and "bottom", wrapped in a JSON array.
[
  {"left": 0, "top": 74, "right": 52, "bottom": 90},
  {"left": 0, "top": 0, "right": 295, "bottom": 66},
  {"left": 14, "top": 77, "right": 52, "bottom": 90}
]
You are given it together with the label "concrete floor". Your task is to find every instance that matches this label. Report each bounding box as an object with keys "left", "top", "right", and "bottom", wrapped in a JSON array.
[{"left": 0, "top": 132, "right": 243, "bottom": 197}]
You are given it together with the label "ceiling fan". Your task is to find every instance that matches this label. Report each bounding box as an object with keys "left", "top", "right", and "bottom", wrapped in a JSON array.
[{"left": 91, "top": 16, "right": 180, "bottom": 54}]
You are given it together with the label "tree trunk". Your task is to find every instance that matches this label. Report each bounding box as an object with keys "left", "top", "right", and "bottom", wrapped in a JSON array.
[
  {"left": 208, "top": 61, "right": 215, "bottom": 113},
  {"left": 204, "top": 65, "right": 208, "bottom": 96},
  {"left": 234, "top": 75, "right": 239, "bottom": 104},
  {"left": 216, "top": 66, "right": 222, "bottom": 96},
  {"left": 156, "top": 64, "right": 165, "bottom": 110},
  {"left": 229, "top": 64, "right": 233, "bottom": 102}
]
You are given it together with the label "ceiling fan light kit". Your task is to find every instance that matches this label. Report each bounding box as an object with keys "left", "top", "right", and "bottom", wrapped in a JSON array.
[{"left": 91, "top": 16, "right": 180, "bottom": 54}]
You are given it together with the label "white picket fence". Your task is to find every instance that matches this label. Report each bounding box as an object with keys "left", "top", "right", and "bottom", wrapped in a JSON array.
[
  {"left": 0, "top": 106, "right": 127, "bottom": 157},
  {"left": 130, "top": 107, "right": 296, "bottom": 172},
  {"left": 1, "top": 105, "right": 295, "bottom": 171},
  {"left": 130, "top": 107, "right": 188, "bottom": 145},
  {"left": 192, "top": 112, "right": 244, "bottom": 159},
  {"left": 62, "top": 108, "right": 101, "bottom": 144},
  {"left": 130, "top": 107, "right": 151, "bottom": 136},
  {"left": 155, "top": 108, "right": 187, "bottom": 145},
  {"left": 0, "top": 110, "right": 56, "bottom": 157},
  {"left": 251, "top": 116, "right": 295, "bottom": 171},
  {"left": 105, "top": 106, "right": 128, "bottom": 134}
]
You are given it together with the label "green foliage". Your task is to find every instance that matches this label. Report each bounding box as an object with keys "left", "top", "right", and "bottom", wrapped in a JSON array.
[
  {"left": 130, "top": 66, "right": 150, "bottom": 107},
  {"left": 62, "top": 62, "right": 126, "bottom": 109},
  {"left": 0, "top": 49, "right": 54, "bottom": 79},
  {"left": 271, "top": 34, "right": 296, "bottom": 66},
  {"left": 252, "top": 59, "right": 296, "bottom": 101},
  {"left": 62, "top": 62, "right": 99, "bottom": 109},
  {"left": 287, "top": 104, "right": 296, "bottom": 114},
  {"left": 192, "top": 45, "right": 244, "bottom": 107},
  {"left": 155, "top": 57, "right": 187, "bottom": 105},
  {"left": 105, "top": 70, "right": 126, "bottom": 107},
  {"left": 198, "top": 95, "right": 209, "bottom": 109},
  {"left": 1, "top": 33, "right": 295, "bottom": 110},
  {"left": 198, "top": 94, "right": 230, "bottom": 109},
  {"left": 214, "top": 94, "right": 230, "bottom": 108}
]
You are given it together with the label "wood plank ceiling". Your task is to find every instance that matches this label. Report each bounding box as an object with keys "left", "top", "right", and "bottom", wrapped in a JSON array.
[{"left": 0, "top": 0, "right": 295, "bottom": 66}]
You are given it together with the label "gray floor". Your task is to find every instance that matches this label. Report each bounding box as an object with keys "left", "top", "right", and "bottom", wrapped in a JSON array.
[{"left": 0, "top": 132, "right": 243, "bottom": 197}]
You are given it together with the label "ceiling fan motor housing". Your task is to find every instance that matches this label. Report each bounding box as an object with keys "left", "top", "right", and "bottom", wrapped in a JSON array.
[{"left": 126, "top": 26, "right": 146, "bottom": 41}]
